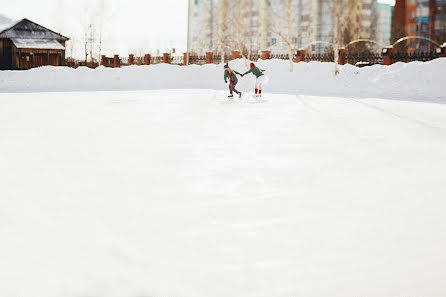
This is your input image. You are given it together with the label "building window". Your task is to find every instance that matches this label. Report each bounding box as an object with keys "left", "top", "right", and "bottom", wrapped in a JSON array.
[{"left": 271, "top": 38, "right": 277, "bottom": 45}]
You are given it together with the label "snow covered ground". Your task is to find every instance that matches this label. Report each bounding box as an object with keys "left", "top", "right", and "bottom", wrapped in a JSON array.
[
  {"left": 1, "top": 87, "right": 446, "bottom": 297},
  {"left": 1, "top": 58, "right": 446, "bottom": 102}
]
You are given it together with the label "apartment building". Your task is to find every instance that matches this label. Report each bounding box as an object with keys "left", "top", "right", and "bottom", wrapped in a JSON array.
[
  {"left": 189, "top": 0, "right": 381, "bottom": 55},
  {"left": 376, "top": 3, "right": 394, "bottom": 47},
  {"left": 393, "top": 0, "right": 446, "bottom": 52}
]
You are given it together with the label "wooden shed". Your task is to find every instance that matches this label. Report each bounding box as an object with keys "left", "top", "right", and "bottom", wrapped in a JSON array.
[{"left": 0, "top": 19, "right": 69, "bottom": 70}]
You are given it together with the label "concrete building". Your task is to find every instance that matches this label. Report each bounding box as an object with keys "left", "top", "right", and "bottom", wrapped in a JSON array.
[
  {"left": 393, "top": 0, "right": 446, "bottom": 52},
  {"left": 434, "top": 0, "right": 446, "bottom": 42},
  {"left": 189, "top": 0, "right": 380, "bottom": 55},
  {"left": 189, "top": 0, "right": 264, "bottom": 55},
  {"left": 377, "top": 3, "right": 394, "bottom": 47}
]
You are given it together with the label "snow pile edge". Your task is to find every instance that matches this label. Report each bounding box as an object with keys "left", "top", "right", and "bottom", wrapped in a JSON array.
[{"left": 1, "top": 58, "right": 445, "bottom": 101}]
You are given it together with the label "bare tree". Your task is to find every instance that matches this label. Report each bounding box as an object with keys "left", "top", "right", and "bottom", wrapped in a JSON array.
[
  {"left": 270, "top": 0, "right": 300, "bottom": 72},
  {"left": 229, "top": 1, "right": 250, "bottom": 59},
  {"left": 96, "top": 0, "right": 106, "bottom": 62},
  {"left": 83, "top": 25, "right": 89, "bottom": 64},
  {"left": 259, "top": 0, "right": 270, "bottom": 51},
  {"left": 216, "top": 0, "right": 229, "bottom": 63},
  {"left": 333, "top": 0, "right": 340, "bottom": 75}
]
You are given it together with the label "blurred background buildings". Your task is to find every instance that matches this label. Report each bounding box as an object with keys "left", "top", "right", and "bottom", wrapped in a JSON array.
[{"left": 189, "top": 0, "right": 446, "bottom": 55}]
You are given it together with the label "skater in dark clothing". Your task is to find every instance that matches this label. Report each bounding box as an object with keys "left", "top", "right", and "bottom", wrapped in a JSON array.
[
  {"left": 242, "top": 62, "right": 267, "bottom": 98},
  {"left": 224, "top": 63, "right": 242, "bottom": 99}
]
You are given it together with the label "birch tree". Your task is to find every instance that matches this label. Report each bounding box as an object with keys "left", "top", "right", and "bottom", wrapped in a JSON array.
[
  {"left": 228, "top": 0, "right": 252, "bottom": 66},
  {"left": 333, "top": 0, "right": 340, "bottom": 75},
  {"left": 270, "top": 0, "right": 300, "bottom": 72},
  {"left": 216, "top": 0, "right": 229, "bottom": 63}
]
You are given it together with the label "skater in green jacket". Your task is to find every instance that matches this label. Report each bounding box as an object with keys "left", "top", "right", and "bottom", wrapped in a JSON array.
[
  {"left": 224, "top": 63, "right": 242, "bottom": 99},
  {"left": 242, "top": 62, "right": 267, "bottom": 97}
]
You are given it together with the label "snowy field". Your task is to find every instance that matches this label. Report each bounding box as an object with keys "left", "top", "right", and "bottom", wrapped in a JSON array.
[{"left": 1, "top": 87, "right": 446, "bottom": 297}]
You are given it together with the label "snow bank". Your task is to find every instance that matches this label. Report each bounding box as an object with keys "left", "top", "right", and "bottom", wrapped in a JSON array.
[{"left": 1, "top": 58, "right": 445, "bottom": 101}]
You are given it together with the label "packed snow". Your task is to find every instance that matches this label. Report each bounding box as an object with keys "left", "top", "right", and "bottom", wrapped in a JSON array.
[
  {"left": 1, "top": 58, "right": 446, "bottom": 102},
  {"left": 1, "top": 60, "right": 446, "bottom": 297},
  {"left": 10, "top": 38, "right": 65, "bottom": 50}
]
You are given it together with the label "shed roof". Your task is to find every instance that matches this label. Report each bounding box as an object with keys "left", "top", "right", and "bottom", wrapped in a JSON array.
[
  {"left": 11, "top": 38, "right": 65, "bottom": 50},
  {"left": 0, "top": 18, "right": 69, "bottom": 41}
]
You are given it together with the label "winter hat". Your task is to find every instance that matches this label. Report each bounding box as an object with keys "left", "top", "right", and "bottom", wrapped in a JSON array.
[
  {"left": 224, "top": 63, "right": 229, "bottom": 68},
  {"left": 250, "top": 62, "right": 255, "bottom": 68}
]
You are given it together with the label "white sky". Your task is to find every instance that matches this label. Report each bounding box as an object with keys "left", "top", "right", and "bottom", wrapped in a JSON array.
[
  {"left": 2, "top": 0, "right": 394, "bottom": 58},
  {"left": 2, "top": 0, "right": 188, "bottom": 58},
  {"left": 379, "top": 0, "right": 396, "bottom": 5}
]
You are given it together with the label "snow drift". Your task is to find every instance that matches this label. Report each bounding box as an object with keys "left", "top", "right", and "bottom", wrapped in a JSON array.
[{"left": 1, "top": 58, "right": 445, "bottom": 101}]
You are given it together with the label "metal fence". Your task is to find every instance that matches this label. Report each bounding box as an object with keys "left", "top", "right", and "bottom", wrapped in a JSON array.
[
  {"left": 304, "top": 53, "right": 335, "bottom": 62},
  {"left": 345, "top": 53, "right": 383, "bottom": 66},
  {"left": 134, "top": 56, "right": 145, "bottom": 65},
  {"left": 211, "top": 55, "right": 232, "bottom": 63},
  {"left": 171, "top": 55, "right": 184, "bottom": 65},
  {"left": 270, "top": 54, "right": 290, "bottom": 60},
  {"left": 392, "top": 51, "right": 440, "bottom": 63},
  {"left": 189, "top": 55, "right": 206, "bottom": 65},
  {"left": 151, "top": 56, "right": 163, "bottom": 64},
  {"left": 70, "top": 50, "right": 444, "bottom": 69}
]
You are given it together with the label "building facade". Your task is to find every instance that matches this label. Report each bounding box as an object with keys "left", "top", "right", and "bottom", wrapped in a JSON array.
[
  {"left": 434, "top": 0, "right": 446, "bottom": 42},
  {"left": 377, "top": 3, "right": 394, "bottom": 47},
  {"left": 393, "top": 0, "right": 446, "bottom": 52},
  {"left": 189, "top": 0, "right": 380, "bottom": 55},
  {"left": 0, "top": 19, "right": 69, "bottom": 70}
]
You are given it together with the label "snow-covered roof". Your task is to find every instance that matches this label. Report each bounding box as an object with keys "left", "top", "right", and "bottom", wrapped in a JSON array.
[
  {"left": 11, "top": 38, "right": 65, "bottom": 50},
  {"left": 0, "top": 18, "right": 68, "bottom": 41}
]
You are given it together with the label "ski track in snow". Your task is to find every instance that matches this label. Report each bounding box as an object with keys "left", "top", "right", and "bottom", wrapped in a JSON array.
[{"left": 0, "top": 89, "right": 446, "bottom": 297}]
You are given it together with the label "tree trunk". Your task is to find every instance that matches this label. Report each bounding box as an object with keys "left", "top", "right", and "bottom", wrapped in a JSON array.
[
  {"left": 288, "top": 48, "right": 294, "bottom": 72},
  {"left": 333, "top": 0, "right": 340, "bottom": 76}
]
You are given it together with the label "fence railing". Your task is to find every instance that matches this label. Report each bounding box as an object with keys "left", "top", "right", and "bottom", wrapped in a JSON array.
[
  {"left": 344, "top": 53, "right": 383, "bottom": 66},
  {"left": 68, "top": 47, "right": 446, "bottom": 69},
  {"left": 304, "top": 53, "right": 335, "bottom": 62},
  {"left": 392, "top": 51, "right": 440, "bottom": 63}
]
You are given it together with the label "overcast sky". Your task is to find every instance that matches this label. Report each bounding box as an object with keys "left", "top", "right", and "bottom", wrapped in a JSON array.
[
  {"left": 2, "top": 0, "right": 394, "bottom": 58},
  {"left": 2, "top": 0, "right": 188, "bottom": 58}
]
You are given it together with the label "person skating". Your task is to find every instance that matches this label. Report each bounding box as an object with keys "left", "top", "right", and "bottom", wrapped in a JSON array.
[
  {"left": 224, "top": 63, "right": 242, "bottom": 99},
  {"left": 242, "top": 63, "right": 267, "bottom": 98}
]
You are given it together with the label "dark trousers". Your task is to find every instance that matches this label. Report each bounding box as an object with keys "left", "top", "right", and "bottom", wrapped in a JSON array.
[{"left": 229, "top": 80, "right": 240, "bottom": 95}]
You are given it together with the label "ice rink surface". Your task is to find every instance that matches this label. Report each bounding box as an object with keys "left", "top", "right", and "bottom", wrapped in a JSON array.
[{"left": 1, "top": 89, "right": 446, "bottom": 297}]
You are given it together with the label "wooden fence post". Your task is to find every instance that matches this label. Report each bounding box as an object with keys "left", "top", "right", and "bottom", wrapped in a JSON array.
[
  {"left": 163, "top": 53, "right": 171, "bottom": 64},
  {"left": 206, "top": 52, "right": 214, "bottom": 64},
  {"left": 261, "top": 50, "right": 271, "bottom": 60},
  {"left": 232, "top": 51, "right": 240, "bottom": 60},
  {"left": 382, "top": 46, "right": 393, "bottom": 66},
  {"left": 295, "top": 49, "right": 306, "bottom": 63},
  {"left": 101, "top": 55, "right": 106, "bottom": 66},
  {"left": 128, "top": 54, "right": 134, "bottom": 65},
  {"left": 338, "top": 48, "right": 346, "bottom": 65},
  {"left": 183, "top": 52, "right": 189, "bottom": 65},
  {"left": 113, "top": 55, "right": 120, "bottom": 68},
  {"left": 144, "top": 54, "right": 151, "bottom": 65}
]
